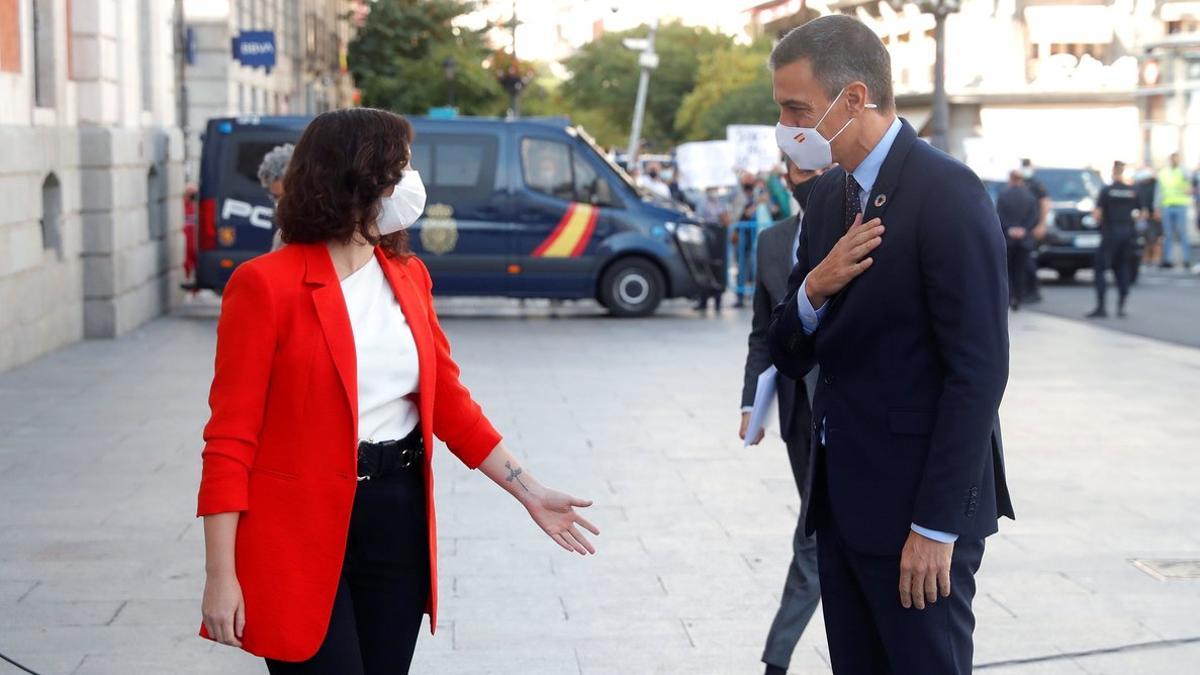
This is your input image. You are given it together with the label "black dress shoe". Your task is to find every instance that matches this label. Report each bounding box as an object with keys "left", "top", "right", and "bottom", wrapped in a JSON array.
[
  {"left": 1086, "top": 308, "right": 1108, "bottom": 319},
  {"left": 764, "top": 665, "right": 787, "bottom": 675}
]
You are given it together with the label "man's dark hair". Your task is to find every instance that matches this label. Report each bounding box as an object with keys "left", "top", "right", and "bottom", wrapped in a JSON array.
[
  {"left": 277, "top": 107, "right": 414, "bottom": 256},
  {"left": 769, "top": 15, "right": 894, "bottom": 110}
]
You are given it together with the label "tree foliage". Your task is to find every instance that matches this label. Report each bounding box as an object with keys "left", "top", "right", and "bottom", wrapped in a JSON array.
[
  {"left": 347, "top": 4, "right": 783, "bottom": 148},
  {"left": 676, "top": 40, "right": 778, "bottom": 142},
  {"left": 347, "top": 0, "right": 506, "bottom": 116},
  {"left": 559, "top": 21, "right": 731, "bottom": 149}
]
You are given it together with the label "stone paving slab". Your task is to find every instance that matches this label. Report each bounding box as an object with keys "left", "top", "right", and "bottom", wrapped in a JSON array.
[{"left": 1, "top": 297, "right": 1199, "bottom": 674}]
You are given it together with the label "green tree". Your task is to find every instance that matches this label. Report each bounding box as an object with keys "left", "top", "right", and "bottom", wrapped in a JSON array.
[
  {"left": 560, "top": 21, "right": 733, "bottom": 149},
  {"left": 676, "top": 41, "right": 777, "bottom": 142},
  {"left": 347, "top": 0, "right": 505, "bottom": 116},
  {"left": 690, "top": 77, "right": 779, "bottom": 140}
]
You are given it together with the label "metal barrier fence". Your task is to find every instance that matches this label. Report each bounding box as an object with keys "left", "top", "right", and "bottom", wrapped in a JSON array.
[{"left": 729, "top": 220, "right": 760, "bottom": 299}]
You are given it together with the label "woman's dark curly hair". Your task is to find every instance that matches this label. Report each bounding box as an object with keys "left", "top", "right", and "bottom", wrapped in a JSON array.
[{"left": 276, "top": 108, "right": 414, "bottom": 256}]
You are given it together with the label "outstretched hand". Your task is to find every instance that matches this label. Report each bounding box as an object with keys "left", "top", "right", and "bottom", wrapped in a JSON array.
[
  {"left": 478, "top": 443, "right": 600, "bottom": 555},
  {"left": 525, "top": 487, "right": 600, "bottom": 555}
]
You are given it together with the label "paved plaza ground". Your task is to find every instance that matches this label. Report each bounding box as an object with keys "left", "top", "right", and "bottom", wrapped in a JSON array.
[{"left": 2, "top": 296, "right": 1199, "bottom": 674}]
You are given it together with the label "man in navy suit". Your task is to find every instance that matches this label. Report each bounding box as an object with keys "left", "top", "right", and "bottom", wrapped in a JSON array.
[{"left": 766, "top": 16, "right": 1014, "bottom": 674}]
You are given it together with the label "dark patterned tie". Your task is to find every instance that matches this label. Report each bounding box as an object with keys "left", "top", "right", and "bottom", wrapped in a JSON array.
[{"left": 845, "top": 174, "right": 863, "bottom": 230}]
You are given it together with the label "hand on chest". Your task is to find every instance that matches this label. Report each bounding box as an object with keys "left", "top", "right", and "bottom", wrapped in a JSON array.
[{"left": 808, "top": 185, "right": 920, "bottom": 312}]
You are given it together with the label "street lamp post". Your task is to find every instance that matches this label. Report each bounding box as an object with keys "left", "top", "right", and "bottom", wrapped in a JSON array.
[
  {"left": 624, "top": 18, "right": 659, "bottom": 165},
  {"left": 442, "top": 56, "right": 458, "bottom": 108},
  {"left": 890, "top": 0, "right": 960, "bottom": 151},
  {"left": 929, "top": 4, "right": 952, "bottom": 151}
]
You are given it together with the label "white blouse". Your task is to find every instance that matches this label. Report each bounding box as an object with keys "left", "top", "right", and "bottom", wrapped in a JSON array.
[{"left": 339, "top": 255, "right": 420, "bottom": 442}]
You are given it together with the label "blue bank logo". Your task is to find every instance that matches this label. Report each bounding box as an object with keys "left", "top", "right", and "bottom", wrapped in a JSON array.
[{"left": 232, "top": 31, "right": 276, "bottom": 70}]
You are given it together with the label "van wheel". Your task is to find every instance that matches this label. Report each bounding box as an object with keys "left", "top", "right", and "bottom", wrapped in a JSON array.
[{"left": 599, "top": 258, "right": 664, "bottom": 317}]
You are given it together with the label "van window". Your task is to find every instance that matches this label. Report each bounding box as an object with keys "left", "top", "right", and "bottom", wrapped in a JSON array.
[
  {"left": 235, "top": 141, "right": 288, "bottom": 188},
  {"left": 522, "top": 137, "right": 616, "bottom": 206},
  {"left": 410, "top": 134, "right": 499, "bottom": 204},
  {"left": 573, "top": 152, "right": 614, "bottom": 206},
  {"left": 521, "top": 138, "right": 574, "bottom": 201}
]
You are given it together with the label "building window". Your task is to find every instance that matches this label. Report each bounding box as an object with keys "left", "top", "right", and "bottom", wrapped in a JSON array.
[
  {"left": 1166, "top": 19, "right": 1200, "bottom": 35},
  {"left": 32, "top": 0, "right": 55, "bottom": 108},
  {"left": 1048, "top": 43, "right": 1106, "bottom": 61},
  {"left": 41, "top": 173, "right": 63, "bottom": 258},
  {"left": 0, "top": 0, "right": 20, "bottom": 72},
  {"left": 147, "top": 166, "right": 167, "bottom": 241}
]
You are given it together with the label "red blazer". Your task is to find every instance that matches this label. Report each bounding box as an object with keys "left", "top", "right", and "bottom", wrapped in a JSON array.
[{"left": 196, "top": 242, "right": 501, "bottom": 661}]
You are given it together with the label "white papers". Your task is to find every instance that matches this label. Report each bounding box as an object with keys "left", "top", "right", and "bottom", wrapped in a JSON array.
[{"left": 744, "top": 366, "right": 778, "bottom": 447}]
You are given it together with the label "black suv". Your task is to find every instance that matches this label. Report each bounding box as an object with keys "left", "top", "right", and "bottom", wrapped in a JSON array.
[{"left": 1032, "top": 168, "right": 1142, "bottom": 282}]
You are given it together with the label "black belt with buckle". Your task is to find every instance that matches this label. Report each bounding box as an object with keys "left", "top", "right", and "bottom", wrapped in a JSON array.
[{"left": 357, "top": 427, "right": 424, "bottom": 481}]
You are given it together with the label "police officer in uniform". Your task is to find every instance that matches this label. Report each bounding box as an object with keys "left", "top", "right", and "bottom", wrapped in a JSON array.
[{"left": 1088, "top": 160, "right": 1140, "bottom": 318}]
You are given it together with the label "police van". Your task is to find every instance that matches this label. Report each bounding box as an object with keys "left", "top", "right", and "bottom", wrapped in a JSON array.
[{"left": 192, "top": 115, "right": 720, "bottom": 316}]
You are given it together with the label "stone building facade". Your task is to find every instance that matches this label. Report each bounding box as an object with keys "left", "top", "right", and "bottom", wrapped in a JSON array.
[{"left": 0, "top": 0, "right": 185, "bottom": 372}]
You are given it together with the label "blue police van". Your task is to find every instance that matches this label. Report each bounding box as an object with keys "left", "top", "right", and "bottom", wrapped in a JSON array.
[{"left": 192, "top": 115, "right": 720, "bottom": 316}]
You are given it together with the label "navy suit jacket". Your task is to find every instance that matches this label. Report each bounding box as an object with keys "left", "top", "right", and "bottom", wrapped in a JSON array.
[{"left": 768, "top": 119, "right": 1015, "bottom": 556}]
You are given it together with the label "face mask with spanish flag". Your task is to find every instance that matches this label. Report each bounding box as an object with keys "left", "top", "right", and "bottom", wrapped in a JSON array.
[{"left": 775, "top": 86, "right": 877, "bottom": 170}]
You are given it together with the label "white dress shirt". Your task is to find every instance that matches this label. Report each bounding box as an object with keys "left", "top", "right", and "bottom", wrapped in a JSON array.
[
  {"left": 795, "top": 118, "right": 958, "bottom": 544},
  {"left": 340, "top": 255, "right": 421, "bottom": 442}
]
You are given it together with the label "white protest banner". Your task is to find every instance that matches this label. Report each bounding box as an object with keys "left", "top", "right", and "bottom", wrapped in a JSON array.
[
  {"left": 674, "top": 140, "right": 737, "bottom": 190},
  {"left": 726, "top": 124, "right": 781, "bottom": 175}
]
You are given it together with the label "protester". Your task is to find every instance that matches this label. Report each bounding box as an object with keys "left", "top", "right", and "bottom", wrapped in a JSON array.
[
  {"left": 1157, "top": 152, "right": 1192, "bottom": 269},
  {"left": 638, "top": 162, "right": 672, "bottom": 200},
  {"left": 695, "top": 187, "right": 732, "bottom": 311},
  {"left": 766, "top": 166, "right": 794, "bottom": 219},
  {"left": 257, "top": 143, "right": 293, "bottom": 251},
  {"left": 183, "top": 183, "right": 198, "bottom": 281},
  {"left": 741, "top": 157, "right": 823, "bottom": 675},
  {"left": 1089, "top": 160, "right": 1139, "bottom": 318},
  {"left": 1135, "top": 166, "right": 1162, "bottom": 266},
  {"left": 197, "top": 108, "right": 598, "bottom": 674},
  {"left": 767, "top": 16, "right": 1012, "bottom": 675},
  {"left": 997, "top": 169, "right": 1039, "bottom": 311},
  {"left": 730, "top": 174, "right": 781, "bottom": 307}
]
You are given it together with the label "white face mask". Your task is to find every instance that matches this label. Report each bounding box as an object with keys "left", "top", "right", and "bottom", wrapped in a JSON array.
[
  {"left": 377, "top": 169, "right": 427, "bottom": 235},
  {"left": 775, "top": 87, "right": 877, "bottom": 170}
]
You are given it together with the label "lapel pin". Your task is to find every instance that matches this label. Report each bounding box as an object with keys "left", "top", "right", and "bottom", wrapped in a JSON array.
[{"left": 874, "top": 194, "right": 887, "bottom": 208}]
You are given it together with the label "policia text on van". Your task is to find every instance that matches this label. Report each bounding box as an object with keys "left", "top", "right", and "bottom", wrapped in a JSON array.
[{"left": 190, "top": 115, "right": 722, "bottom": 317}]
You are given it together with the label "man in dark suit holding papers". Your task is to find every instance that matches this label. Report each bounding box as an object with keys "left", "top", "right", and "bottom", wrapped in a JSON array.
[
  {"left": 741, "top": 159, "right": 823, "bottom": 675},
  {"left": 766, "top": 16, "right": 1014, "bottom": 675}
]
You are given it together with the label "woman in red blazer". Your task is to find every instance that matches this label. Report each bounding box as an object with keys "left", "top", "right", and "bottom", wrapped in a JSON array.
[{"left": 197, "top": 108, "right": 599, "bottom": 674}]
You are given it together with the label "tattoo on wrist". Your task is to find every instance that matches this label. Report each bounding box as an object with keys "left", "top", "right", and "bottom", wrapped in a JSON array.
[{"left": 504, "top": 461, "right": 530, "bottom": 492}]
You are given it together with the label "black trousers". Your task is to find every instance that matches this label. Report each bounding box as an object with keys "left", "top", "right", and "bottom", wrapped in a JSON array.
[
  {"left": 761, "top": 432, "right": 821, "bottom": 669},
  {"left": 816, "top": 516, "right": 984, "bottom": 675},
  {"left": 265, "top": 467, "right": 430, "bottom": 675},
  {"left": 1094, "top": 229, "right": 1135, "bottom": 309},
  {"left": 1006, "top": 242, "right": 1031, "bottom": 307}
]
